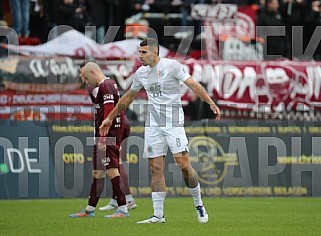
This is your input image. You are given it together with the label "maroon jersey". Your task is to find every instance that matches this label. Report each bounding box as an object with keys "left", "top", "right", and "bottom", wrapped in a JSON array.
[
  {"left": 86, "top": 84, "right": 96, "bottom": 103},
  {"left": 120, "top": 115, "right": 131, "bottom": 161},
  {"left": 122, "top": 115, "right": 130, "bottom": 141},
  {"left": 94, "top": 79, "right": 122, "bottom": 146}
]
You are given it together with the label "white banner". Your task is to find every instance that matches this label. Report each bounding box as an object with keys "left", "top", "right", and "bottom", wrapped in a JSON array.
[{"left": 5, "top": 30, "right": 170, "bottom": 59}]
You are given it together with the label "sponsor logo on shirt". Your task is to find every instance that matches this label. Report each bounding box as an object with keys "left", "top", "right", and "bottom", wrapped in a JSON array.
[
  {"left": 104, "top": 94, "right": 114, "bottom": 100},
  {"left": 101, "top": 157, "right": 111, "bottom": 166},
  {"left": 149, "top": 83, "right": 162, "bottom": 97}
]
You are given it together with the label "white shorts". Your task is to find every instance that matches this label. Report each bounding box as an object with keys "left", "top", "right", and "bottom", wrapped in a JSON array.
[{"left": 143, "top": 126, "right": 189, "bottom": 158}]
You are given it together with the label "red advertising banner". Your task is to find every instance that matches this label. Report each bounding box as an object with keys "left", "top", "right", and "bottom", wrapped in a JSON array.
[
  {"left": 2, "top": 59, "right": 321, "bottom": 120},
  {"left": 183, "top": 59, "right": 321, "bottom": 112},
  {"left": 0, "top": 90, "right": 93, "bottom": 121},
  {"left": 99, "top": 59, "right": 321, "bottom": 113},
  {"left": 0, "top": 90, "right": 92, "bottom": 106}
]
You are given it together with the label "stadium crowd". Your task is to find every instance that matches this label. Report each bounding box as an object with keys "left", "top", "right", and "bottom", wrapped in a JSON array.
[
  {"left": 1, "top": 0, "right": 321, "bottom": 121},
  {"left": 1, "top": 0, "right": 321, "bottom": 60}
]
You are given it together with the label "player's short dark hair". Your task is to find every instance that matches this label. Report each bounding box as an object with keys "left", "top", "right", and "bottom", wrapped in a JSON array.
[
  {"left": 140, "top": 38, "right": 159, "bottom": 55},
  {"left": 79, "top": 61, "right": 87, "bottom": 69}
]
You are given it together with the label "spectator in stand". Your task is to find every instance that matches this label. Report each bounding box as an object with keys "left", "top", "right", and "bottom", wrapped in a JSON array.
[
  {"left": 0, "top": 0, "right": 6, "bottom": 25},
  {"left": 0, "top": 0, "right": 3, "bottom": 19},
  {"left": 304, "top": 0, "right": 321, "bottom": 61},
  {"left": 53, "top": 0, "right": 89, "bottom": 35},
  {"left": 131, "top": 0, "right": 172, "bottom": 14},
  {"left": 130, "top": 0, "right": 173, "bottom": 41},
  {"left": 86, "top": 0, "right": 109, "bottom": 43},
  {"left": 280, "top": 0, "right": 307, "bottom": 59},
  {"left": 173, "top": 0, "right": 203, "bottom": 40},
  {"left": 257, "top": 0, "right": 288, "bottom": 59},
  {"left": 29, "top": 0, "right": 47, "bottom": 43},
  {"left": 9, "top": 0, "right": 30, "bottom": 37},
  {"left": 43, "top": 0, "right": 58, "bottom": 41},
  {"left": 223, "top": 0, "right": 260, "bottom": 4},
  {"left": 77, "top": 0, "right": 89, "bottom": 31},
  {"left": 108, "top": 0, "right": 132, "bottom": 41}
]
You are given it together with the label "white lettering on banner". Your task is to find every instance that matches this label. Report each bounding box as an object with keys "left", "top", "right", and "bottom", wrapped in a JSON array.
[
  {"left": 191, "top": 4, "right": 237, "bottom": 21},
  {"left": 306, "top": 66, "right": 321, "bottom": 99},
  {"left": 266, "top": 68, "right": 289, "bottom": 84},
  {"left": 9, "top": 94, "right": 92, "bottom": 105},
  {"left": 100, "top": 60, "right": 321, "bottom": 111},
  {"left": 236, "top": 12, "right": 256, "bottom": 38},
  {"left": 222, "top": 37, "right": 263, "bottom": 60},
  {"left": 6, "top": 148, "right": 41, "bottom": 173},
  {"left": 188, "top": 63, "right": 258, "bottom": 101},
  {"left": 239, "top": 67, "right": 257, "bottom": 100},
  {"left": 13, "top": 94, "right": 61, "bottom": 104},
  {"left": 29, "top": 57, "right": 78, "bottom": 78},
  {"left": 261, "top": 63, "right": 313, "bottom": 111},
  {"left": 61, "top": 94, "right": 91, "bottom": 104},
  {"left": 24, "top": 148, "right": 41, "bottom": 173},
  {"left": 7, "top": 148, "right": 24, "bottom": 173},
  {"left": 222, "top": 65, "right": 243, "bottom": 99},
  {"left": 30, "top": 59, "right": 49, "bottom": 77},
  {"left": 0, "top": 95, "right": 8, "bottom": 104}
]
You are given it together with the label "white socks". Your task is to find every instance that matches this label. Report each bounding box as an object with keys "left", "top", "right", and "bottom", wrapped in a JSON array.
[
  {"left": 126, "top": 194, "right": 134, "bottom": 202},
  {"left": 151, "top": 186, "right": 201, "bottom": 218},
  {"left": 110, "top": 198, "right": 117, "bottom": 206},
  {"left": 110, "top": 195, "right": 134, "bottom": 204},
  {"left": 110, "top": 198, "right": 128, "bottom": 213},
  {"left": 118, "top": 205, "right": 128, "bottom": 213},
  {"left": 188, "top": 184, "right": 203, "bottom": 207},
  {"left": 86, "top": 205, "right": 95, "bottom": 212},
  {"left": 152, "top": 192, "right": 166, "bottom": 218}
]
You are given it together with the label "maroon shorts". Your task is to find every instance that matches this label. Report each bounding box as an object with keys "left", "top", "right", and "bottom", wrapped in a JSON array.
[{"left": 92, "top": 145, "right": 120, "bottom": 170}]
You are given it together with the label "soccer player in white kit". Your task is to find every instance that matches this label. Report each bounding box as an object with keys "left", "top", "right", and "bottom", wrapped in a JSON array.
[{"left": 100, "top": 38, "right": 221, "bottom": 224}]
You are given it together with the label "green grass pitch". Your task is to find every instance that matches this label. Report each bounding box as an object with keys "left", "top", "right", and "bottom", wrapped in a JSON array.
[{"left": 0, "top": 197, "right": 320, "bottom": 236}]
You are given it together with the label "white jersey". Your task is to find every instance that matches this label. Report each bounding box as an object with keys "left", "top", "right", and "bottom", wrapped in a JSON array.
[{"left": 131, "top": 58, "right": 190, "bottom": 127}]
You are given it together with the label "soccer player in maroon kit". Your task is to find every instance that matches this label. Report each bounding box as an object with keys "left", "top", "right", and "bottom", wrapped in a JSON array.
[
  {"left": 99, "top": 114, "right": 137, "bottom": 211},
  {"left": 78, "top": 61, "right": 137, "bottom": 211},
  {"left": 69, "top": 62, "right": 128, "bottom": 218}
]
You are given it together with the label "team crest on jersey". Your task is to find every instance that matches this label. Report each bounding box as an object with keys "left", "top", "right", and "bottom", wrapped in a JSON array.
[{"left": 158, "top": 69, "right": 165, "bottom": 77}]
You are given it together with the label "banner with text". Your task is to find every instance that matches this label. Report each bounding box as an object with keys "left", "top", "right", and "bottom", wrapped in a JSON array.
[
  {"left": 2, "top": 58, "right": 321, "bottom": 118},
  {"left": 0, "top": 56, "right": 81, "bottom": 93},
  {"left": 0, "top": 90, "right": 93, "bottom": 121},
  {"left": 1, "top": 120, "right": 321, "bottom": 198},
  {"left": 98, "top": 59, "right": 321, "bottom": 113}
]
